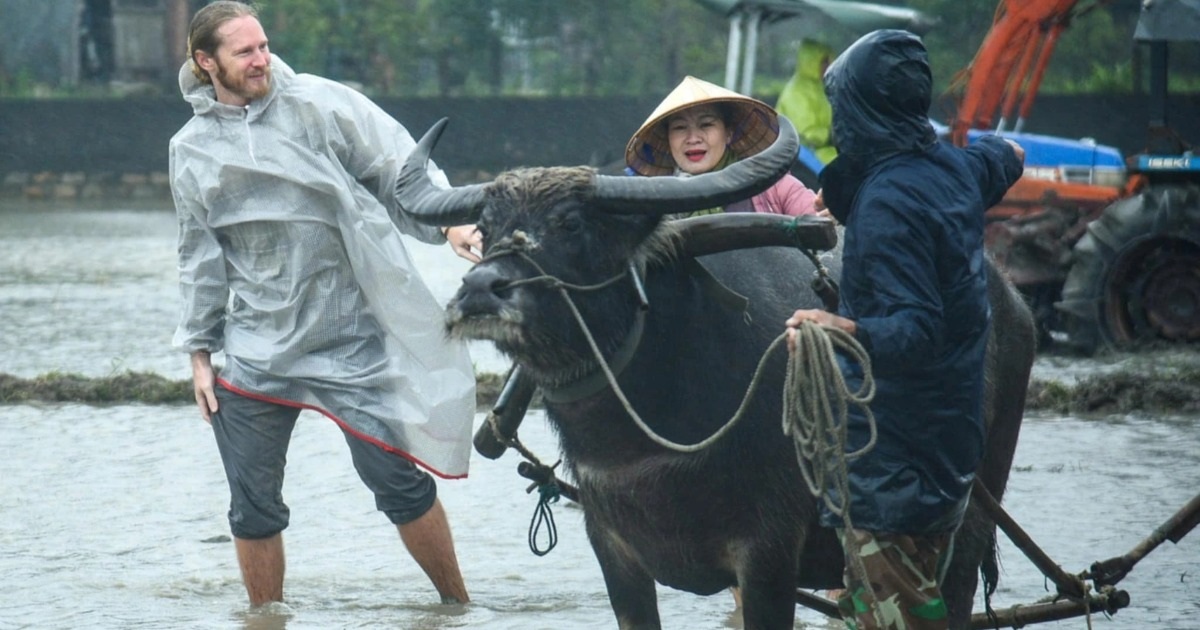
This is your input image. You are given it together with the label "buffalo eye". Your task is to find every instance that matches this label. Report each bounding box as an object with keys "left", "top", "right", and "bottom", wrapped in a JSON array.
[{"left": 554, "top": 215, "right": 583, "bottom": 235}]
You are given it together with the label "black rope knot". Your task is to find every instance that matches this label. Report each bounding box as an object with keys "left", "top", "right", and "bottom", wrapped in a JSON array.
[{"left": 519, "top": 460, "right": 564, "bottom": 556}]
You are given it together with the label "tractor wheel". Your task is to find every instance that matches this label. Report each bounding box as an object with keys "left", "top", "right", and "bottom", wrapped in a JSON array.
[{"left": 1056, "top": 184, "right": 1200, "bottom": 354}]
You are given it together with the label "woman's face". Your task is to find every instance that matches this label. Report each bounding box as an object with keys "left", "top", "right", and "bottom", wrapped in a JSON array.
[{"left": 666, "top": 105, "right": 731, "bottom": 175}]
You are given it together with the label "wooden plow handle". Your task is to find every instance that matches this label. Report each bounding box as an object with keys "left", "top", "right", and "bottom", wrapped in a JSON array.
[
  {"left": 970, "top": 479, "right": 1087, "bottom": 597},
  {"left": 1087, "top": 491, "right": 1200, "bottom": 588}
]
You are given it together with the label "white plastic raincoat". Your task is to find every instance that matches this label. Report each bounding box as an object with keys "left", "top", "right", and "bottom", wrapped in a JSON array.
[{"left": 170, "top": 55, "right": 476, "bottom": 478}]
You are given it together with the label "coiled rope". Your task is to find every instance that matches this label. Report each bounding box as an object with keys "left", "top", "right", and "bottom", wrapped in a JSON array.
[
  {"left": 783, "top": 321, "right": 876, "bottom": 516},
  {"left": 784, "top": 320, "right": 887, "bottom": 628}
]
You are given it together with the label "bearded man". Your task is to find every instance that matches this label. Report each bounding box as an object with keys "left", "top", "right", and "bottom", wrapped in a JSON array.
[{"left": 170, "top": 0, "right": 480, "bottom": 607}]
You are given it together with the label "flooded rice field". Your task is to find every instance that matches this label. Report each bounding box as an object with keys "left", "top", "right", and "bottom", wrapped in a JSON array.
[{"left": 0, "top": 203, "right": 1196, "bottom": 629}]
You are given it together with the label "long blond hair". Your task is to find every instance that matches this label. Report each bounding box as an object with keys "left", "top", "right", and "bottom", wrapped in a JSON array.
[{"left": 186, "top": 1, "right": 260, "bottom": 85}]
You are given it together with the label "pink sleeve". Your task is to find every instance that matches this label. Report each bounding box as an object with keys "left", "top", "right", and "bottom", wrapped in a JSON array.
[{"left": 751, "top": 173, "right": 818, "bottom": 216}]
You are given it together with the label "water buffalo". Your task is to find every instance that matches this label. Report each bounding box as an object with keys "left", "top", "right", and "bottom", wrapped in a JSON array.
[{"left": 396, "top": 117, "right": 1036, "bottom": 629}]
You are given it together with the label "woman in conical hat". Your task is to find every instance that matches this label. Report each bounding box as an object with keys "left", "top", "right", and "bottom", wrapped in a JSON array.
[{"left": 625, "top": 75, "right": 819, "bottom": 218}]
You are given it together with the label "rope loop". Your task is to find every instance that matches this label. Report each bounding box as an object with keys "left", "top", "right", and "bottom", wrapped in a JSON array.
[
  {"left": 783, "top": 320, "right": 884, "bottom": 628},
  {"left": 783, "top": 320, "right": 876, "bottom": 517},
  {"left": 528, "top": 483, "right": 560, "bottom": 556}
]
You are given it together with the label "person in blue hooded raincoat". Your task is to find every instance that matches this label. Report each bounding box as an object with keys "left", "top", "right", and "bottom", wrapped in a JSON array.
[{"left": 784, "top": 30, "right": 1024, "bottom": 629}]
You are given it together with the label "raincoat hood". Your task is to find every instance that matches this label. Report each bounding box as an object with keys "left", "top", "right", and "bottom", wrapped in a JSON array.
[
  {"left": 795, "top": 39, "right": 834, "bottom": 81},
  {"left": 178, "top": 53, "right": 290, "bottom": 118},
  {"left": 822, "top": 29, "right": 936, "bottom": 162}
]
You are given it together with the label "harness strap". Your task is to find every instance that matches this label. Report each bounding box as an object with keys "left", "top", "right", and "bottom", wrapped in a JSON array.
[{"left": 541, "top": 307, "right": 646, "bottom": 404}]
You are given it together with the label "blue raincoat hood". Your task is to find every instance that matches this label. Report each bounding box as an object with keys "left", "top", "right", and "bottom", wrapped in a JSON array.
[{"left": 823, "top": 29, "right": 936, "bottom": 163}]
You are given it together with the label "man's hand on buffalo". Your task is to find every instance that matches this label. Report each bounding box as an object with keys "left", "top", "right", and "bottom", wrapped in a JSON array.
[{"left": 443, "top": 224, "right": 483, "bottom": 262}]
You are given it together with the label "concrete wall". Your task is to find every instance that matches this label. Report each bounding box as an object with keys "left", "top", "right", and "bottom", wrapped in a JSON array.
[
  {"left": 0, "top": 95, "right": 661, "bottom": 201},
  {"left": 2, "top": 93, "right": 1197, "bottom": 202}
]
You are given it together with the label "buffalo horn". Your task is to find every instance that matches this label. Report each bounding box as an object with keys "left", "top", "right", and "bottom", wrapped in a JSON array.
[
  {"left": 395, "top": 117, "right": 488, "bottom": 226},
  {"left": 592, "top": 116, "right": 801, "bottom": 215},
  {"left": 674, "top": 213, "right": 838, "bottom": 258}
]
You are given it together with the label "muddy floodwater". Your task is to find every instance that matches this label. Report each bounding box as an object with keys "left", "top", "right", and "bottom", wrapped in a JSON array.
[{"left": 1, "top": 203, "right": 1196, "bottom": 629}]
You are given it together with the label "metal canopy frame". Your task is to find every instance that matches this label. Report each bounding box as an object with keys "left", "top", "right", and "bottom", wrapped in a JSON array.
[
  {"left": 696, "top": 0, "right": 936, "bottom": 93},
  {"left": 1134, "top": 0, "right": 1200, "bottom": 152}
]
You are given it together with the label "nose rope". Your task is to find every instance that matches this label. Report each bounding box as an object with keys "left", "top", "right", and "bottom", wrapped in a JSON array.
[
  {"left": 480, "top": 237, "right": 631, "bottom": 294},
  {"left": 504, "top": 251, "right": 631, "bottom": 293}
]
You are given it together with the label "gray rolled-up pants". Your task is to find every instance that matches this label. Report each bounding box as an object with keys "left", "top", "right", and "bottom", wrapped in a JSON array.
[{"left": 211, "top": 383, "right": 436, "bottom": 539}]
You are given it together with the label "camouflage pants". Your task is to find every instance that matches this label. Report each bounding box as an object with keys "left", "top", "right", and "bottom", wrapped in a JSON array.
[{"left": 835, "top": 528, "right": 953, "bottom": 630}]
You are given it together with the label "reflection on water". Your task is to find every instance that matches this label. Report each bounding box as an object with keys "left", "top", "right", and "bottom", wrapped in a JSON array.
[
  {"left": 0, "top": 204, "right": 184, "bottom": 378},
  {"left": 1, "top": 204, "right": 1196, "bottom": 629},
  {"left": 1, "top": 406, "right": 1194, "bottom": 629},
  {"left": 0, "top": 404, "right": 738, "bottom": 629}
]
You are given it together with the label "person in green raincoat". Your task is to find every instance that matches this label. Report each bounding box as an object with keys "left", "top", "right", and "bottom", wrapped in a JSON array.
[{"left": 776, "top": 39, "right": 838, "bottom": 165}]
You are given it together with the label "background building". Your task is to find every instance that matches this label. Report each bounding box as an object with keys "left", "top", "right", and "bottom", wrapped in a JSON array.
[{"left": 0, "top": 0, "right": 193, "bottom": 91}]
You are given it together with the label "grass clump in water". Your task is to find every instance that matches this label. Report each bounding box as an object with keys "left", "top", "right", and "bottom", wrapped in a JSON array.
[
  {"left": 0, "top": 371, "right": 192, "bottom": 405},
  {"left": 2, "top": 367, "right": 1195, "bottom": 415},
  {"left": 0, "top": 369, "right": 512, "bottom": 408}
]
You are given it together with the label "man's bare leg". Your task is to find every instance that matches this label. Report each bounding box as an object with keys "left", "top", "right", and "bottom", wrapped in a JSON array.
[
  {"left": 234, "top": 533, "right": 285, "bottom": 605},
  {"left": 397, "top": 498, "right": 469, "bottom": 603}
]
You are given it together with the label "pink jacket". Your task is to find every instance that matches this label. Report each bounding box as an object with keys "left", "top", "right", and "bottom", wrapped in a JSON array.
[{"left": 750, "top": 173, "right": 819, "bottom": 216}]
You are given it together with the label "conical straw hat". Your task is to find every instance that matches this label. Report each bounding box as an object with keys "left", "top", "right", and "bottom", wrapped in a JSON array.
[{"left": 625, "top": 75, "right": 780, "bottom": 177}]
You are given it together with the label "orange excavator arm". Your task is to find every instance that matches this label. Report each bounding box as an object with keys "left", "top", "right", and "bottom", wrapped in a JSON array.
[{"left": 949, "top": 0, "right": 1098, "bottom": 146}]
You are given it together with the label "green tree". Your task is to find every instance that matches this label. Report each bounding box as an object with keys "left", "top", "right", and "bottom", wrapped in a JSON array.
[
  {"left": 490, "top": 0, "right": 728, "bottom": 96},
  {"left": 240, "top": 0, "right": 1192, "bottom": 99},
  {"left": 908, "top": 0, "right": 1139, "bottom": 95},
  {"left": 258, "top": 0, "right": 432, "bottom": 95}
]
